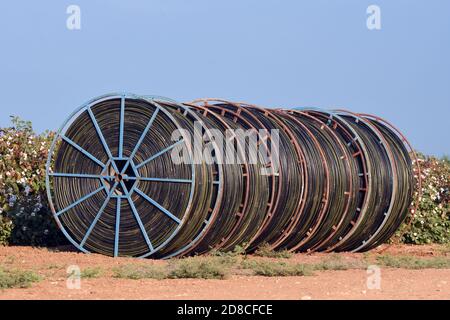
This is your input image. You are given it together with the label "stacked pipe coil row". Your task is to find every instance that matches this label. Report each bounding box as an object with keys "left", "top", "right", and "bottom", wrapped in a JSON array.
[{"left": 46, "top": 93, "right": 419, "bottom": 258}]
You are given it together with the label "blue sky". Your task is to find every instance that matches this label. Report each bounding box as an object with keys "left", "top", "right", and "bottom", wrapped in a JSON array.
[{"left": 0, "top": 1, "right": 449, "bottom": 156}]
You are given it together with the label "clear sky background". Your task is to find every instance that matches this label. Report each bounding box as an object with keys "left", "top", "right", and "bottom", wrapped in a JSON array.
[{"left": 0, "top": 1, "right": 449, "bottom": 156}]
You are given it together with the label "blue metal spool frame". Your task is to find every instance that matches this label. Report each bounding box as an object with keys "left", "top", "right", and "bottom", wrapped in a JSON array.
[{"left": 45, "top": 93, "right": 200, "bottom": 258}]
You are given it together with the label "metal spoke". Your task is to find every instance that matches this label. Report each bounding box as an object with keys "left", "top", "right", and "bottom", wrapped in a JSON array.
[
  {"left": 114, "top": 197, "right": 121, "bottom": 257},
  {"left": 135, "top": 139, "right": 184, "bottom": 169},
  {"left": 119, "top": 179, "right": 128, "bottom": 195},
  {"left": 121, "top": 107, "right": 160, "bottom": 175},
  {"left": 49, "top": 173, "right": 104, "bottom": 179},
  {"left": 109, "top": 160, "right": 121, "bottom": 176},
  {"left": 127, "top": 196, "right": 154, "bottom": 251},
  {"left": 55, "top": 185, "right": 106, "bottom": 217},
  {"left": 61, "top": 135, "right": 105, "bottom": 168},
  {"left": 134, "top": 188, "right": 181, "bottom": 224},
  {"left": 119, "top": 95, "right": 125, "bottom": 158},
  {"left": 80, "top": 182, "right": 118, "bottom": 247},
  {"left": 129, "top": 107, "right": 160, "bottom": 160},
  {"left": 87, "top": 107, "right": 114, "bottom": 160}
]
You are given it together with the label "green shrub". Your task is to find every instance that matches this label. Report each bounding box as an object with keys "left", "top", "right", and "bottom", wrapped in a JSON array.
[
  {"left": 0, "top": 117, "right": 65, "bottom": 246},
  {"left": 0, "top": 216, "right": 13, "bottom": 245},
  {"left": 6, "top": 196, "right": 65, "bottom": 246},
  {"left": 397, "top": 155, "right": 450, "bottom": 244}
]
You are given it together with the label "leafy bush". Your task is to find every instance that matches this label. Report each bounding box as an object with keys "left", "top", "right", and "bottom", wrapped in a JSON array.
[
  {"left": 397, "top": 154, "right": 450, "bottom": 244},
  {"left": 0, "top": 215, "right": 13, "bottom": 245},
  {"left": 0, "top": 117, "right": 65, "bottom": 246}
]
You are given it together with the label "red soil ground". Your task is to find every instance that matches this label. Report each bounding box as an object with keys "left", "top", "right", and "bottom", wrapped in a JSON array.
[{"left": 1, "top": 244, "right": 449, "bottom": 300}]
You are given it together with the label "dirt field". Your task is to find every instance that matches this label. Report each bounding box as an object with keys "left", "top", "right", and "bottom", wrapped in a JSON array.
[{"left": 1, "top": 244, "right": 449, "bottom": 300}]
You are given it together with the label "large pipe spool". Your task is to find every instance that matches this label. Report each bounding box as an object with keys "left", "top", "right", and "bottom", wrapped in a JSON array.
[{"left": 45, "top": 93, "right": 419, "bottom": 258}]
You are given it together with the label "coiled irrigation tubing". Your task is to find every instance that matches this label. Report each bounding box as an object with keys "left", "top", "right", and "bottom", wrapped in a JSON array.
[{"left": 45, "top": 93, "right": 420, "bottom": 258}]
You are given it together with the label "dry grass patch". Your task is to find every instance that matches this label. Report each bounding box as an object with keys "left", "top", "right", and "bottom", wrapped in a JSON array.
[
  {"left": 0, "top": 267, "right": 41, "bottom": 289},
  {"left": 168, "top": 257, "right": 231, "bottom": 279},
  {"left": 112, "top": 264, "right": 167, "bottom": 280},
  {"left": 242, "top": 260, "right": 314, "bottom": 277},
  {"left": 314, "top": 254, "right": 368, "bottom": 271},
  {"left": 376, "top": 255, "right": 450, "bottom": 269},
  {"left": 81, "top": 266, "right": 103, "bottom": 279},
  {"left": 254, "top": 243, "right": 293, "bottom": 259},
  {"left": 113, "top": 256, "right": 235, "bottom": 280}
]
